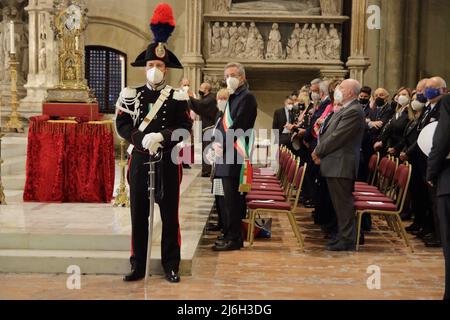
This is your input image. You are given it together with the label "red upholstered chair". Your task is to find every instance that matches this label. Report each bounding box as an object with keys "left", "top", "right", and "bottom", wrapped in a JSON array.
[
  {"left": 246, "top": 163, "right": 307, "bottom": 251},
  {"left": 354, "top": 163, "right": 413, "bottom": 252},
  {"left": 354, "top": 157, "right": 397, "bottom": 195},
  {"left": 355, "top": 152, "right": 380, "bottom": 187}
]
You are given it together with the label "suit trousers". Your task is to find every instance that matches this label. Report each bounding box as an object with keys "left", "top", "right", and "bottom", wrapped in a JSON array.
[
  {"left": 438, "top": 195, "right": 450, "bottom": 300},
  {"left": 222, "top": 176, "right": 245, "bottom": 241},
  {"left": 327, "top": 177, "right": 356, "bottom": 244},
  {"left": 129, "top": 152, "right": 181, "bottom": 274}
]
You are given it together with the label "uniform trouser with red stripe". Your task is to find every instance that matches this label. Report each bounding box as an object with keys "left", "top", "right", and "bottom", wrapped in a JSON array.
[{"left": 129, "top": 151, "right": 181, "bottom": 274}]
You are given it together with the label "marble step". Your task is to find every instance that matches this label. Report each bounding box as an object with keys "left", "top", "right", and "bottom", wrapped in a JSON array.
[
  {"left": 2, "top": 155, "right": 26, "bottom": 176},
  {"left": 0, "top": 248, "right": 193, "bottom": 276},
  {"left": 1, "top": 136, "right": 28, "bottom": 159},
  {"left": 2, "top": 174, "right": 26, "bottom": 191}
]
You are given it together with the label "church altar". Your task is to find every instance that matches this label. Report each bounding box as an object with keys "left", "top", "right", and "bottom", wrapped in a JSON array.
[{"left": 23, "top": 116, "right": 115, "bottom": 203}]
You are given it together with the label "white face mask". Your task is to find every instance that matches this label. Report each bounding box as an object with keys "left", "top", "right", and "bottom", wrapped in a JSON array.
[
  {"left": 311, "top": 92, "right": 320, "bottom": 102},
  {"left": 182, "top": 86, "right": 190, "bottom": 93},
  {"left": 411, "top": 100, "right": 426, "bottom": 112},
  {"left": 146, "top": 67, "right": 164, "bottom": 86},
  {"left": 226, "top": 77, "right": 240, "bottom": 94},
  {"left": 334, "top": 89, "right": 344, "bottom": 104},
  {"left": 286, "top": 104, "right": 294, "bottom": 111},
  {"left": 398, "top": 95, "right": 410, "bottom": 107},
  {"left": 217, "top": 100, "right": 227, "bottom": 112}
]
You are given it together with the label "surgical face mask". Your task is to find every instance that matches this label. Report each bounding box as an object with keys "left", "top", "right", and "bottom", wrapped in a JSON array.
[
  {"left": 146, "top": 67, "right": 164, "bottom": 86},
  {"left": 311, "top": 92, "right": 320, "bottom": 102},
  {"left": 334, "top": 89, "right": 344, "bottom": 104},
  {"left": 375, "top": 97, "right": 386, "bottom": 107},
  {"left": 217, "top": 100, "right": 227, "bottom": 112},
  {"left": 359, "top": 98, "right": 370, "bottom": 106},
  {"left": 425, "top": 87, "right": 442, "bottom": 101},
  {"left": 182, "top": 86, "right": 190, "bottom": 93},
  {"left": 226, "top": 77, "right": 240, "bottom": 94},
  {"left": 398, "top": 95, "right": 410, "bottom": 107},
  {"left": 411, "top": 100, "right": 426, "bottom": 112}
]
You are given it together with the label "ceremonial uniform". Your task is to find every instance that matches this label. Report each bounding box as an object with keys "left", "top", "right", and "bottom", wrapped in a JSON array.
[
  {"left": 116, "top": 84, "right": 192, "bottom": 276},
  {"left": 115, "top": 3, "right": 192, "bottom": 282}
]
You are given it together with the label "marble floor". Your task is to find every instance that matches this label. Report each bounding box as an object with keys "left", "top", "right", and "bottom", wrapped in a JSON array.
[{"left": 0, "top": 205, "right": 445, "bottom": 300}]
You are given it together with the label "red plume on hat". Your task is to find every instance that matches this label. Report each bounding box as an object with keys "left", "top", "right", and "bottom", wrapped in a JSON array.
[{"left": 150, "top": 3, "right": 176, "bottom": 43}]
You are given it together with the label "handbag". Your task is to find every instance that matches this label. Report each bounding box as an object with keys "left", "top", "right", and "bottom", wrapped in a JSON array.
[{"left": 242, "top": 216, "right": 273, "bottom": 240}]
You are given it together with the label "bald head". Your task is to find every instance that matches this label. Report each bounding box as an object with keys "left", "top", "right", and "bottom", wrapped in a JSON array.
[
  {"left": 338, "top": 79, "right": 361, "bottom": 104},
  {"left": 425, "top": 76, "right": 448, "bottom": 103}
]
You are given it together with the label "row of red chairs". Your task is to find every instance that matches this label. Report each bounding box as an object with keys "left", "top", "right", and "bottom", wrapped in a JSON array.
[
  {"left": 353, "top": 154, "right": 414, "bottom": 252},
  {"left": 245, "top": 147, "right": 307, "bottom": 251}
]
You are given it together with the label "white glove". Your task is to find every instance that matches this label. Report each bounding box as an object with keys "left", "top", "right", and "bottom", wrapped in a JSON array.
[
  {"left": 142, "top": 133, "right": 164, "bottom": 155},
  {"left": 206, "top": 148, "right": 216, "bottom": 165}
]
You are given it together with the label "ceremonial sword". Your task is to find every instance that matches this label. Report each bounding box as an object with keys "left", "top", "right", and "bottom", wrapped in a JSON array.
[{"left": 144, "top": 150, "right": 163, "bottom": 284}]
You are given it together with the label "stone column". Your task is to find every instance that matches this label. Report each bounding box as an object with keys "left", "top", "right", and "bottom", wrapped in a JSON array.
[
  {"left": 346, "top": 0, "right": 371, "bottom": 84},
  {"left": 383, "top": 0, "right": 405, "bottom": 94},
  {"left": 20, "top": 0, "right": 59, "bottom": 118},
  {"left": 404, "top": 0, "right": 420, "bottom": 88},
  {"left": 181, "top": 0, "right": 205, "bottom": 92}
]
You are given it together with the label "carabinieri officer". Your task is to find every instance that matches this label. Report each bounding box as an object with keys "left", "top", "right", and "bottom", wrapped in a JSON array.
[{"left": 115, "top": 3, "right": 192, "bottom": 283}]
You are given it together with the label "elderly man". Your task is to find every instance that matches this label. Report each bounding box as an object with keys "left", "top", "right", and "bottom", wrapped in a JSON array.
[
  {"left": 419, "top": 77, "right": 448, "bottom": 248},
  {"left": 367, "top": 88, "right": 394, "bottom": 147},
  {"left": 189, "top": 82, "right": 219, "bottom": 177},
  {"left": 213, "top": 62, "right": 258, "bottom": 251},
  {"left": 312, "top": 79, "right": 365, "bottom": 251},
  {"left": 427, "top": 93, "right": 450, "bottom": 300}
]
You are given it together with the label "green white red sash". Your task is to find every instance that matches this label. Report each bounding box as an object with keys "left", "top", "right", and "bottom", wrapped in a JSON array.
[{"left": 222, "top": 102, "right": 254, "bottom": 193}]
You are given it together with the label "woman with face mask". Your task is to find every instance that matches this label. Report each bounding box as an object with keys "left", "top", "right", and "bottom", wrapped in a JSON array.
[{"left": 373, "top": 87, "right": 412, "bottom": 156}]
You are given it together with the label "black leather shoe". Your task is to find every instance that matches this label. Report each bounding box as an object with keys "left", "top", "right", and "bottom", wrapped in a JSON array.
[
  {"left": 123, "top": 269, "right": 145, "bottom": 282},
  {"left": 425, "top": 237, "right": 442, "bottom": 248},
  {"left": 327, "top": 241, "right": 356, "bottom": 252},
  {"left": 182, "top": 164, "right": 192, "bottom": 169},
  {"left": 208, "top": 224, "right": 222, "bottom": 232},
  {"left": 213, "top": 240, "right": 242, "bottom": 251},
  {"left": 406, "top": 222, "right": 421, "bottom": 233},
  {"left": 165, "top": 271, "right": 181, "bottom": 283}
]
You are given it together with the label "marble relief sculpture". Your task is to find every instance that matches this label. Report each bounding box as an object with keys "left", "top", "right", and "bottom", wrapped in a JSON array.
[
  {"left": 209, "top": 21, "right": 341, "bottom": 61},
  {"left": 265, "top": 23, "right": 283, "bottom": 60}
]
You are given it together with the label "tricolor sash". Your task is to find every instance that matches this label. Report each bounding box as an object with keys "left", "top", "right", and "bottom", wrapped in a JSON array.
[{"left": 222, "top": 102, "right": 254, "bottom": 193}]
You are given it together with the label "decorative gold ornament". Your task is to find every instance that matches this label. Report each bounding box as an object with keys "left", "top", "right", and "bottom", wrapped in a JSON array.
[
  {"left": 5, "top": 53, "right": 24, "bottom": 133},
  {"left": 155, "top": 43, "right": 166, "bottom": 59},
  {"left": 0, "top": 133, "right": 6, "bottom": 205},
  {"left": 113, "top": 140, "right": 130, "bottom": 208},
  {"left": 48, "top": 1, "right": 94, "bottom": 102}
]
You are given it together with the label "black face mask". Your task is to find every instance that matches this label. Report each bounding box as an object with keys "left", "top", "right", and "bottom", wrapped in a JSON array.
[
  {"left": 375, "top": 97, "right": 386, "bottom": 107},
  {"left": 359, "top": 98, "right": 370, "bottom": 106},
  {"left": 199, "top": 91, "right": 205, "bottom": 98}
]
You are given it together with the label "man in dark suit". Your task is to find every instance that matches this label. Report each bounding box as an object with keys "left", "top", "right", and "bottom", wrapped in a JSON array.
[
  {"left": 367, "top": 88, "right": 394, "bottom": 146},
  {"left": 189, "top": 82, "right": 219, "bottom": 177},
  {"left": 427, "top": 93, "right": 450, "bottom": 300},
  {"left": 272, "top": 96, "right": 295, "bottom": 150},
  {"left": 313, "top": 79, "right": 365, "bottom": 251},
  {"left": 213, "top": 62, "right": 258, "bottom": 251}
]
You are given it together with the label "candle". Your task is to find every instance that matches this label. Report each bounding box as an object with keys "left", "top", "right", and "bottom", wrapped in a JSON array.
[
  {"left": 10, "top": 21, "right": 15, "bottom": 54},
  {"left": 75, "top": 36, "right": 79, "bottom": 50},
  {"left": 120, "top": 56, "right": 125, "bottom": 89}
]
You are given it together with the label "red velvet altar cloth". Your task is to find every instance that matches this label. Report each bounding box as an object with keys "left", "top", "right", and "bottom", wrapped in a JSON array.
[{"left": 23, "top": 116, "right": 115, "bottom": 203}]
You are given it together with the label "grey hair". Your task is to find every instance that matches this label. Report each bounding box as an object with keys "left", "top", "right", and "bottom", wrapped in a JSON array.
[
  {"left": 224, "top": 62, "right": 246, "bottom": 78},
  {"left": 319, "top": 80, "right": 330, "bottom": 95},
  {"left": 431, "top": 76, "right": 447, "bottom": 88},
  {"left": 310, "top": 78, "right": 322, "bottom": 85}
]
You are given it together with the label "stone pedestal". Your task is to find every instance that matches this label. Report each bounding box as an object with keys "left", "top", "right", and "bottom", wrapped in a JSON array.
[{"left": 20, "top": 0, "right": 59, "bottom": 118}]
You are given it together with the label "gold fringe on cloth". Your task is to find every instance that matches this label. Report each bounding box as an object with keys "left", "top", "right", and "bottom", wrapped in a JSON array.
[{"left": 30, "top": 120, "right": 114, "bottom": 135}]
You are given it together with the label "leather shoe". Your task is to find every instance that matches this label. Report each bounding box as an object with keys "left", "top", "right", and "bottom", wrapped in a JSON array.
[
  {"left": 327, "top": 241, "right": 356, "bottom": 252},
  {"left": 424, "top": 237, "right": 442, "bottom": 248},
  {"left": 165, "top": 271, "right": 181, "bottom": 283},
  {"left": 213, "top": 240, "right": 242, "bottom": 251},
  {"left": 123, "top": 268, "right": 145, "bottom": 282},
  {"left": 406, "top": 222, "right": 421, "bottom": 234}
]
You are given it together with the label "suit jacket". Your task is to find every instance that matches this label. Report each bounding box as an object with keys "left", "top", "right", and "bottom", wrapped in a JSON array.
[
  {"left": 379, "top": 109, "right": 410, "bottom": 152},
  {"left": 304, "top": 97, "right": 331, "bottom": 144},
  {"left": 272, "top": 107, "right": 292, "bottom": 133},
  {"left": 427, "top": 94, "right": 450, "bottom": 196},
  {"left": 189, "top": 93, "right": 219, "bottom": 130},
  {"left": 214, "top": 85, "right": 258, "bottom": 178},
  {"left": 368, "top": 102, "right": 395, "bottom": 143},
  {"left": 315, "top": 100, "right": 365, "bottom": 180}
]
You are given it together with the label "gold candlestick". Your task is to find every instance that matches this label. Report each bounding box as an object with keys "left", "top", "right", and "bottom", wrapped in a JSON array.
[
  {"left": 113, "top": 140, "right": 130, "bottom": 207},
  {"left": 6, "top": 53, "right": 24, "bottom": 133},
  {"left": 0, "top": 133, "right": 6, "bottom": 205}
]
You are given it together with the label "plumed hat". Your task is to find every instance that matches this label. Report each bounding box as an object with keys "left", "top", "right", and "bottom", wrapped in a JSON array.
[{"left": 131, "top": 3, "right": 182, "bottom": 69}]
